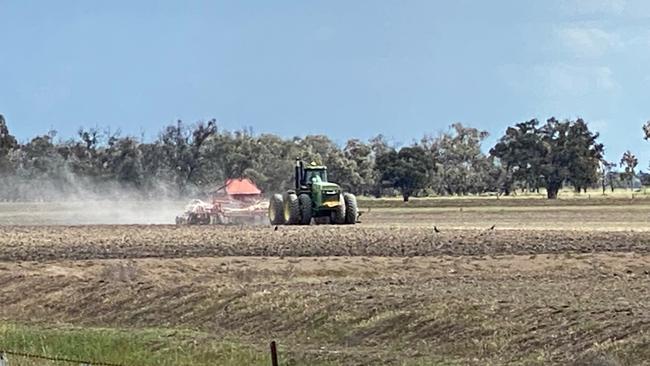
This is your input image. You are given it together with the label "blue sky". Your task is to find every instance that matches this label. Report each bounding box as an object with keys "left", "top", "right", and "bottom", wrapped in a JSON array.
[{"left": 1, "top": 0, "right": 650, "bottom": 162}]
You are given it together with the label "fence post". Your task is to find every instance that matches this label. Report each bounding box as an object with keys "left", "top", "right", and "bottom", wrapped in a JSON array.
[
  {"left": 0, "top": 352, "right": 7, "bottom": 366},
  {"left": 270, "top": 341, "right": 278, "bottom": 366}
]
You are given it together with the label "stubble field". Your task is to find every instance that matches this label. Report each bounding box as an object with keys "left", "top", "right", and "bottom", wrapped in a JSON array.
[{"left": 1, "top": 197, "right": 650, "bottom": 365}]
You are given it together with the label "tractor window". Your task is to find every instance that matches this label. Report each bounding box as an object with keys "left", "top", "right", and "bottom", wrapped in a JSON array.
[{"left": 304, "top": 169, "right": 327, "bottom": 184}]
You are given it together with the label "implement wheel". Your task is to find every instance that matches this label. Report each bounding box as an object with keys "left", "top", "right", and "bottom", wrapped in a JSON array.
[
  {"left": 283, "top": 192, "right": 300, "bottom": 225},
  {"left": 269, "top": 194, "right": 285, "bottom": 225}
]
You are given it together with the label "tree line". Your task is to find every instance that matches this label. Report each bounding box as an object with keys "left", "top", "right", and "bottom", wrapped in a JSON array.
[{"left": 0, "top": 114, "right": 646, "bottom": 201}]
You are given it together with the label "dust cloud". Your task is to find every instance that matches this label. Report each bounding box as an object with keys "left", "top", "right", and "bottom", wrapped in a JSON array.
[
  {"left": 0, "top": 200, "right": 187, "bottom": 225},
  {"left": 0, "top": 176, "right": 194, "bottom": 225}
]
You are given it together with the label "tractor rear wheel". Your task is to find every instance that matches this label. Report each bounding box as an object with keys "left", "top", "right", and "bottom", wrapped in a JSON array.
[
  {"left": 298, "top": 194, "right": 312, "bottom": 225},
  {"left": 343, "top": 193, "right": 358, "bottom": 224},
  {"left": 269, "top": 194, "right": 285, "bottom": 225},
  {"left": 332, "top": 194, "right": 346, "bottom": 224},
  {"left": 283, "top": 192, "right": 301, "bottom": 224}
]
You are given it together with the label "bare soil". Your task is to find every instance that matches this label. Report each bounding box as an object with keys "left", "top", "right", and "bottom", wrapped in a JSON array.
[
  {"left": 0, "top": 225, "right": 649, "bottom": 261},
  {"left": 1, "top": 202, "right": 650, "bottom": 365}
]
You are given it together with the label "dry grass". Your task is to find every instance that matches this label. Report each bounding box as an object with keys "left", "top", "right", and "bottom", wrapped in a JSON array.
[{"left": 2, "top": 254, "right": 650, "bottom": 364}]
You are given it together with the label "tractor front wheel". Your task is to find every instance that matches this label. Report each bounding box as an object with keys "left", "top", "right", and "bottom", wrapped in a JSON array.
[
  {"left": 283, "top": 192, "right": 301, "bottom": 225},
  {"left": 332, "top": 194, "right": 346, "bottom": 224},
  {"left": 298, "top": 194, "right": 312, "bottom": 225},
  {"left": 343, "top": 193, "right": 358, "bottom": 224},
  {"left": 269, "top": 194, "right": 285, "bottom": 225}
]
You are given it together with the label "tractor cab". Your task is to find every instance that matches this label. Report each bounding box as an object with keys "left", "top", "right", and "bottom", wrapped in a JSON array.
[
  {"left": 294, "top": 160, "right": 342, "bottom": 210},
  {"left": 296, "top": 160, "right": 337, "bottom": 191},
  {"left": 302, "top": 165, "right": 328, "bottom": 185}
]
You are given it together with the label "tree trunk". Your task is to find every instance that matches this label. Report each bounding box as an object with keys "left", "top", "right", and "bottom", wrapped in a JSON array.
[
  {"left": 546, "top": 181, "right": 561, "bottom": 199},
  {"left": 402, "top": 192, "right": 410, "bottom": 202}
]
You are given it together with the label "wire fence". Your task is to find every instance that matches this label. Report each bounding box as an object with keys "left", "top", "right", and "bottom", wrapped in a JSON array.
[
  {"left": 0, "top": 350, "right": 125, "bottom": 366},
  {"left": 0, "top": 342, "right": 281, "bottom": 366}
]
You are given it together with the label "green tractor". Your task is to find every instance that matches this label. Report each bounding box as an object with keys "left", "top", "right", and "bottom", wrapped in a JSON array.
[{"left": 268, "top": 158, "right": 358, "bottom": 225}]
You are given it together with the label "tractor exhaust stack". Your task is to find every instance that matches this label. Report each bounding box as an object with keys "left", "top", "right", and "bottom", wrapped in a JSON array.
[{"left": 295, "top": 158, "right": 302, "bottom": 190}]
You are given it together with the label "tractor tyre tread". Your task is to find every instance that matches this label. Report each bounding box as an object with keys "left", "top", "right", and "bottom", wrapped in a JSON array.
[
  {"left": 298, "top": 194, "right": 312, "bottom": 225},
  {"left": 284, "top": 192, "right": 301, "bottom": 225},
  {"left": 332, "top": 194, "right": 346, "bottom": 224},
  {"left": 343, "top": 193, "right": 358, "bottom": 224},
  {"left": 269, "top": 194, "right": 285, "bottom": 225}
]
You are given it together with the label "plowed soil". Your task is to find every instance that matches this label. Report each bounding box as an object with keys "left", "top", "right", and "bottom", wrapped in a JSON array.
[
  {"left": 1, "top": 201, "right": 650, "bottom": 365},
  {"left": 0, "top": 225, "right": 650, "bottom": 261}
]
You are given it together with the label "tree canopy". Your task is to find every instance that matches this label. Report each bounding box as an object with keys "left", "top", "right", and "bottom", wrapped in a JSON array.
[
  {"left": 0, "top": 115, "right": 632, "bottom": 201},
  {"left": 375, "top": 145, "right": 432, "bottom": 201},
  {"left": 492, "top": 118, "right": 604, "bottom": 199}
]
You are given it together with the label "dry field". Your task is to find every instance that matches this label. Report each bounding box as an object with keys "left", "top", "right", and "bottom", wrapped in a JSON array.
[{"left": 1, "top": 199, "right": 650, "bottom": 365}]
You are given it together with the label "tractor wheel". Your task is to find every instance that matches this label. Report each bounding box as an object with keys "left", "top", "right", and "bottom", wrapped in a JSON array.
[
  {"left": 343, "top": 193, "right": 358, "bottom": 224},
  {"left": 298, "top": 194, "right": 312, "bottom": 225},
  {"left": 283, "top": 192, "right": 301, "bottom": 225},
  {"left": 332, "top": 194, "right": 346, "bottom": 224},
  {"left": 269, "top": 194, "right": 285, "bottom": 225}
]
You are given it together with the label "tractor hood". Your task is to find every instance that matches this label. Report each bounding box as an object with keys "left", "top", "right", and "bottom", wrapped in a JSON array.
[
  {"left": 312, "top": 182, "right": 342, "bottom": 209},
  {"left": 312, "top": 181, "right": 340, "bottom": 193}
]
